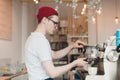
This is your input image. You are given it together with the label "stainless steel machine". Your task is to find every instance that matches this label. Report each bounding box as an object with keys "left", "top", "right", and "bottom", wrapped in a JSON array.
[
  {"left": 70, "top": 37, "right": 120, "bottom": 80},
  {"left": 85, "top": 41, "right": 120, "bottom": 80}
]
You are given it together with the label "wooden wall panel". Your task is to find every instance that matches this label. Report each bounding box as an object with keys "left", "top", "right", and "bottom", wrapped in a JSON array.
[{"left": 0, "top": 0, "right": 12, "bottom": 40}]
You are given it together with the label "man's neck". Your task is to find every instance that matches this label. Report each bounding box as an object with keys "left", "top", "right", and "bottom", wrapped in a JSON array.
[{"left": 34, "top": 23, "right": 46, "bottom": 36}]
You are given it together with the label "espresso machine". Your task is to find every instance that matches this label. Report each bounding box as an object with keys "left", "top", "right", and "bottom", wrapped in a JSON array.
[
  {"left": 69, "top": 37, "right": 120, "bottom": 80},
  {"left": 69, "top": 45, "right": 105, "bottom": 80},
  {"left": 85, "top": 36, "right": 120, "bottom": 80}
]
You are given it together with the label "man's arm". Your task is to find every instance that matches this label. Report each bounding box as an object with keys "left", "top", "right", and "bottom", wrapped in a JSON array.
[
  {"left": 42, "top": 58, "right": 87, "bottom": 78},
  {"left": 51, "top": 40, "right": 85, "bottom": 59}
]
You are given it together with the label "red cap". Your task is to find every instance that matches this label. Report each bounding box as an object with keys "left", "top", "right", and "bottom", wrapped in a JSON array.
[{"left": 37, "top": 6, "right": 58, "bottom": 22}]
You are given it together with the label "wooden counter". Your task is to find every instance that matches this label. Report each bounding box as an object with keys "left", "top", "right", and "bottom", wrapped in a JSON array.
[{"left": 0, "top": 69, "right": 27, "bottom": 80}]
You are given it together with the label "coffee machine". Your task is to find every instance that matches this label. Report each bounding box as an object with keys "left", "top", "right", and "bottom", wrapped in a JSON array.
[
  {"left": 85, "top": 36, "right": 120, "bottom": 80},
  {"left": 70, "top": 39, "right": 120, "bottom": 80}
]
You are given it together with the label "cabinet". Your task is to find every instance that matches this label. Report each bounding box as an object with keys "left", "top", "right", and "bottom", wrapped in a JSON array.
[{"left": 50, "top": 34, "right": 68, "bottom": 51}]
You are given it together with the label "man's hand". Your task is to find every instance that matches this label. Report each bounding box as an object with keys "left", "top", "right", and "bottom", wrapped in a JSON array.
[
  {"left": 73, "top": 58, "right": 88, "bottom": 67},
  {"left": 72, "top": 40, "right": 86, "bottom": 49}
]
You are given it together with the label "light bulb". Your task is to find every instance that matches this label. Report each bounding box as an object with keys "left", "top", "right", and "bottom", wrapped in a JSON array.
[
  {"left": 35, "top": 1, "right": 38, "bottom": 4},
  {"left": 55, "top": 6, "right": 59, "bottom": 11},
  {"left": 81, "top": 11, "right": 84, "bottom": 15},
  {"left": 92, "top": 16, "right": 96, "bottom": 24},
  {"left": 84, "top": 4, "right": 87, "bottom": 9},
  {"left": 96, "top": 9, "right": 102, "bottom": 15},
  {"left": 115, "top": 17, "right": 119, "bottom": 24}
]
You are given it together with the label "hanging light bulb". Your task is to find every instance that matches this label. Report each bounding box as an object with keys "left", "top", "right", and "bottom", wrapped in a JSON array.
[
  {"left": 115, "top": 0, "right": 119, "bottom": 24},
  {"left": 92, "top": 16, "right": 96, "bottom": 24},
  {"left": 55, "top": 6, "right": 59, "bottom": 11},
  {"left": 96, "top": 7, "right": 102, "bottom": 15},
  {"left": 115, "top": 17, "right": 119, "bottom": 24},
  {"left": 33, "top": 0, "right": 39, "bottom": 4},
  {"left": 81, "top": 4, "right": 87, "bottom": 15},
  {"left": 35, "top": 0, "right": 39, "bottom": 4}
]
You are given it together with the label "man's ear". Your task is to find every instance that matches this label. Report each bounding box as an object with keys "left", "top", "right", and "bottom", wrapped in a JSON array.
[{"left": 41, "top": 17, "right": 48, "bottom": 23}]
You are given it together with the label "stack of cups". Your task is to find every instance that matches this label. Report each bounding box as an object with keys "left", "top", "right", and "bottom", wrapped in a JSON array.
[{"left": 116, "top": 29, "right": 120, "bottom": 46}]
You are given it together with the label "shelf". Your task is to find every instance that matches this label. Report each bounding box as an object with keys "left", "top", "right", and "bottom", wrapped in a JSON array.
[{"left": 68, "top": 35, "right": 88, "bottom": 38}]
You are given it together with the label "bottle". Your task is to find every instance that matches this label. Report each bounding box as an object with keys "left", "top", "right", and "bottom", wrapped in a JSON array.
[{"left": 116, "top": 29, "right": 120, "bottom": 46}]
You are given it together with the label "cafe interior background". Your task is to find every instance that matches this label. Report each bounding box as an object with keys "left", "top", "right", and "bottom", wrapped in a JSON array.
[{"left": 0, "top": 0, "right": 120, "bottom": 80}]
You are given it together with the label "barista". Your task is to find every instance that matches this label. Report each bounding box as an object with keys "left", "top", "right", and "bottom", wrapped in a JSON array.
[{"left": 25, "top": 6, "right": 88, "bottom": 80}]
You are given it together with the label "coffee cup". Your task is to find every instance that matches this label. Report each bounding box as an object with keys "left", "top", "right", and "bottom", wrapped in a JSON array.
[{"left": 88, "top": 67, "right": 97, "bottom": 75}]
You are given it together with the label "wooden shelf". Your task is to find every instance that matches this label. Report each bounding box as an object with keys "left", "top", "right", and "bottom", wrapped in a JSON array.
[{"left": 68, "top": 35, "right": 88, "bottom": 38}]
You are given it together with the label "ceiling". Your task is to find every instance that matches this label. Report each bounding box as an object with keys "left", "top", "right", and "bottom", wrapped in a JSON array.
[{"left": 20, "top": 0, "right": 87, "bottom": 3}]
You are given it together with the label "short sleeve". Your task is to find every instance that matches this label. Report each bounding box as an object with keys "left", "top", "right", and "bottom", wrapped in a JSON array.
[{"left": 34, "top": 38, "right": 52, "bottom": 62}]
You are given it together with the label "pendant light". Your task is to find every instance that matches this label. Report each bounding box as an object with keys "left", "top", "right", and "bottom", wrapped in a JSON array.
[
  {"left": 33, "top": 0, "right": 38, "bottom": 4},
  {"left": 115, "top": 0, "right": 119, "bottom": 24}
]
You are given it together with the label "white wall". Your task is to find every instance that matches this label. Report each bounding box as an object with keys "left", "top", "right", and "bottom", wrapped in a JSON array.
[
  {"left": 0, "top": 0, "right": 36, "bottom": 64},
  {"left": 0, "top": 0, "right": 29, "bottom": 80},
  {"left": 97, "top": 0, "right": 120, "bottom": 43},
  {"left": 21, "top": 2, "right": 36, "bottom": 63},
  {"left": 88, "top": 0, "right": 120, "bottom": 80},
  {"left": 88, "top": 0, "right": 120, "bottom": 45},
  {"left": 0, "top": 0, "right": 22, "bottom": 64}
]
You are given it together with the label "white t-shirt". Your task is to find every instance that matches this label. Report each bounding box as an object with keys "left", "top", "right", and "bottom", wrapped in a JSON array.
[{"left": 25, "top": 32, "right": 52, "bottom": 80}]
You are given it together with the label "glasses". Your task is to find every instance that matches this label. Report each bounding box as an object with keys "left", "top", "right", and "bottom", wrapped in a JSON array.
[{"left": 47, "top": 18, "right": 59, "bottom": 26}]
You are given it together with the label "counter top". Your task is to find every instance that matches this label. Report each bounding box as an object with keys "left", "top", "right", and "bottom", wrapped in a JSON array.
[
  {"left": 85, "top": 75, "right": 105, "bottom": 80},
  {"left": 0, "top": 69, "right": 27, "bottom": 80}
]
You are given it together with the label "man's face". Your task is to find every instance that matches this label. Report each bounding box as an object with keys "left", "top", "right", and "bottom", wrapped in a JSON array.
[{"left": 46, "top": 15, "right": 59, "bottom": 34}]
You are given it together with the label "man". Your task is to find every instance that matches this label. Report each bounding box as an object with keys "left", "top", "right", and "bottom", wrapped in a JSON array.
[{"left": 25, "top": 6, "right": 88, "bottom": 80}]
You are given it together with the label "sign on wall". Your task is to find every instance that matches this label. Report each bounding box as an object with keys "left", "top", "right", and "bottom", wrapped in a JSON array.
[{"left": 0, "top": 0, "right": 12, "bottom": 40}]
